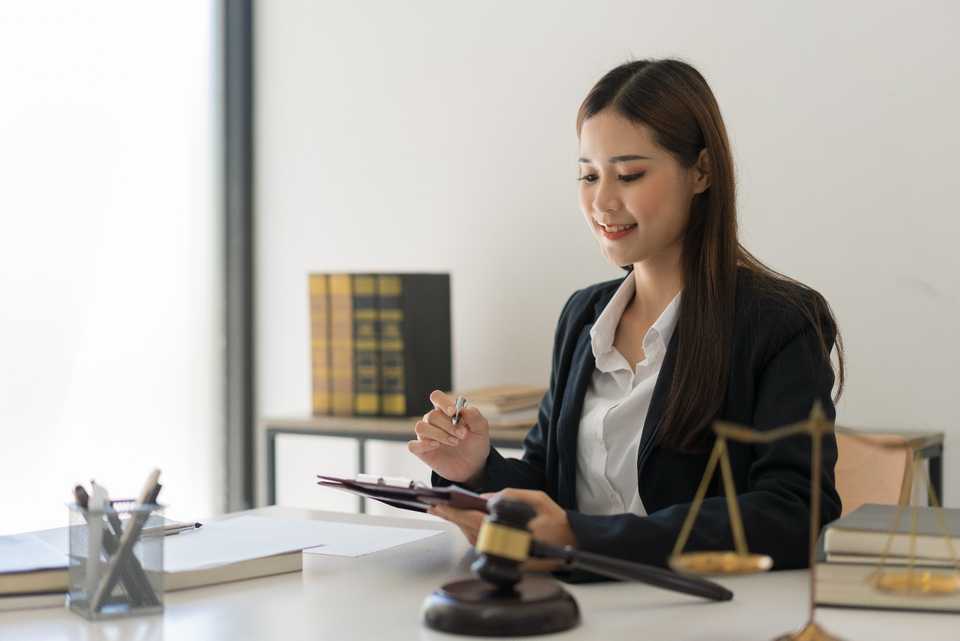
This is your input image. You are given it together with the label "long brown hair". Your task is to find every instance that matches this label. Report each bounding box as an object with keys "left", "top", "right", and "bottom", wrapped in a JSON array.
[{"left": 576, "top": 59, "right": 845, "bottom": 449}]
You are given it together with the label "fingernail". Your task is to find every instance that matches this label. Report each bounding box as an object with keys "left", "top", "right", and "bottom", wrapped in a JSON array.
[
  {"left": 446, "top": 406, "right": 454, "bottom": 415},
  {"left": 446, "top": 437, "right": 458, "bottom": 446},
  {"left": 428, "top": 440, "right": 440, "bottom": 448},
  {"left": 457, "top": 428, "right": 467, "bottom": 438}
]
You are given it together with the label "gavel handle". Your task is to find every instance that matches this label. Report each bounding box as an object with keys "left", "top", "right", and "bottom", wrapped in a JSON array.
[{"left": 530, "top": 542, "right": 733, "bottom": 602}]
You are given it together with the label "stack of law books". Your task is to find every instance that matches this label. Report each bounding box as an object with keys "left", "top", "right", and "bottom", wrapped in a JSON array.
[
  {"left": 309, "top": 273, "right": 451, "bottom": 418},
  {"left": 815, "top": 503, "right": 960, "bottom": 613}
]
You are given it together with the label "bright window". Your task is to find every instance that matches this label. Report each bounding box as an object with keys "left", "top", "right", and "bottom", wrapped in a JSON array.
[{"left": 0, "top": 1, "right": 222, "bottom": 534}]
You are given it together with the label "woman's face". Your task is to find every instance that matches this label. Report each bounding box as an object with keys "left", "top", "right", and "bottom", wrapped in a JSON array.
[{"left": 577, "top": 108, "right": 708, "bottom": 269}]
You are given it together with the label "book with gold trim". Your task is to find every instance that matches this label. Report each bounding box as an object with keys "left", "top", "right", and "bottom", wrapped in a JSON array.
[
  {"left": 351, "top": 274, "right": 380, "bottom": 415},
  {"left": 378, "top": 274, "right": 405, "bottom": 416},
  {"left": 377, "top": 273, "right": 451, "bottom": 417},
  {"left": 308, "top": 274, "right": 332, "bottom": 415},
  {"left": 0, "top": 592, "right": 65, "bottom": 612},
  {"left": 328, "top": 274, "right": 354, "bottom": 416}
]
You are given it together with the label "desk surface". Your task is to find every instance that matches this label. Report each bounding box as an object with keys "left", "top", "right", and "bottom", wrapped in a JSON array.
[{"left": 3, "top": 506, "right": 956, "bottom": 641}]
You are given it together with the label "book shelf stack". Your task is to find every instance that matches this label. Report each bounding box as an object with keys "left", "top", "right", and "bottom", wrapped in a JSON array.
[
  {"left": 816, "top": 503, "right": 960, "bottom": 613},
  {"left": 448, "top": 385, "right": 546, "bottom": 429},
  {"left": 309, "top": 273, "right": 451, "bottom": 418}
]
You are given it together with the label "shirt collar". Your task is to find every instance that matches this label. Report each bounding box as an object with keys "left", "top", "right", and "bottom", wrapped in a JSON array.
[{"left": 589, "top": 275, "right": 682, "bottom": 366}]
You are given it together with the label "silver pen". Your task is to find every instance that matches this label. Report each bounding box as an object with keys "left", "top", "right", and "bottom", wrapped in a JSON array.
[
  {"left": 139, "top": 520, "right": 203, "bottom": 537},
  {"left": 158, "top": 521, "right": 203, "bottom": 536},
  {"left": 452, "top": 396, "right": 467, "bottom": 426}
]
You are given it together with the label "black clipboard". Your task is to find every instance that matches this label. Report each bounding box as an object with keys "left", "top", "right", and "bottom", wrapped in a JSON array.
[{"left": 316, "top": 474, "right": 489, "bottom": 513}]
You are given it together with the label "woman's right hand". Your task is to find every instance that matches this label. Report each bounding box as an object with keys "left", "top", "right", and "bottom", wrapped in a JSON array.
[{"left": 407, "top": 390, "right": 491, "bottom": 484}]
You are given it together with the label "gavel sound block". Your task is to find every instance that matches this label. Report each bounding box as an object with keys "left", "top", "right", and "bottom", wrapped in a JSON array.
[{"left": 422, "top": 496, "right": 732, "bottom": 636}]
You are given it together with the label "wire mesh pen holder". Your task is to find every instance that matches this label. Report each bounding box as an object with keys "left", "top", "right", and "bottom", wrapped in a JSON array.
[{"left": 67, "top": 500, "right": 165, "bottom": 620}]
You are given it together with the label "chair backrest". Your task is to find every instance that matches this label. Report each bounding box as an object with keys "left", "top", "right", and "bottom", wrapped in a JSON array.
[{"left": 835, "top": 432, "right": 913, "bottom": 516}]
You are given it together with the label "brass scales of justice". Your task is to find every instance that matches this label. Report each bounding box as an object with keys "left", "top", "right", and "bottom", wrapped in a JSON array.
[{"left": 667, "top": 401, "right": 960, "bottom": 641}]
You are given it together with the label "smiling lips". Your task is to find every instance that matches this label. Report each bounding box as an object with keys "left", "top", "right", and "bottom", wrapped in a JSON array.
[{"left": 596, "top": 220, "right": 638, "bottom": 240}]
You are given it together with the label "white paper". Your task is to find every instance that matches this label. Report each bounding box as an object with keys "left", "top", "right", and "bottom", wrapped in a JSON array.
[
  {"left": 27, "top": 526, "right": 70, "bottom": 556},
  {"left": 298, "top": 520, "right": 444, "bottom": 557},
  {"left": 0, "top": 534, "right": 67, "bottom": 573},
  {"left": 7, "top": 515, "right": 445, "bottom": 575},
  {"left": 161, "top": 515, "right": 319, "bottom": 572}
]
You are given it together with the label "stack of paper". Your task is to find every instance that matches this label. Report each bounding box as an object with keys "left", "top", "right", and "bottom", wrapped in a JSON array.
[
  {"left": 1, "top": 515, "right": 443, "bottom": 611},
  {"left": 0, "top": 534, "right": 69, "bottom": 611}
]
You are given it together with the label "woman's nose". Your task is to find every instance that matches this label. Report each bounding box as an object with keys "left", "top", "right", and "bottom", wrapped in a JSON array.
[{"left": 593, "top": 179, "right": 622, "bottom": 215}]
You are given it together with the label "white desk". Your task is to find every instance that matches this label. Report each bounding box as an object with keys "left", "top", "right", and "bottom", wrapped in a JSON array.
[{"left": 2, "top": 506, "right": 956, "bottom": 641}]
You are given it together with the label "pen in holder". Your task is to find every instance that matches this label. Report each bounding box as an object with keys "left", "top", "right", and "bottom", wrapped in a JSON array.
[{"left": 67, "top": 498, "right": 165, "bottom": 620}]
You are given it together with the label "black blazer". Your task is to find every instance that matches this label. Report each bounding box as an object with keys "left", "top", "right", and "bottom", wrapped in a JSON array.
[{"left": 435, "top": 267, "right": 841, "bottom": 575}]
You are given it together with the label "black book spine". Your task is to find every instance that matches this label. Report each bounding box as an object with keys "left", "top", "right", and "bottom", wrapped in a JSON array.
[{"left": 400, "top": 274, "right": 452, "bottom": 417}]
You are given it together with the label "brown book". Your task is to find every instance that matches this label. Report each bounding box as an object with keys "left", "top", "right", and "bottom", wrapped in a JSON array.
[
  {"left": 0, "top": 592, "right": 65, "bottom": 612},
  {"left": 328, "top": 274, "right": 354, "bottom": 416},
  {"left": 0, "top": 569, "right": 66, "bottom": 596},
  {"left": 308, "top": 274, "right": 332, "bottom": 415}
]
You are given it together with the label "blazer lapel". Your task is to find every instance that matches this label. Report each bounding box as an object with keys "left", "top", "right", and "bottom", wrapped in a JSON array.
[
  {"left": 555, "top": 289, "right": 617, "bottom": 509},
  {"left": 636, "top": 328, "right": 680, "bottom": 473},
  {"left": 555, "top": 324, "right": 595, "bottom": 509}
]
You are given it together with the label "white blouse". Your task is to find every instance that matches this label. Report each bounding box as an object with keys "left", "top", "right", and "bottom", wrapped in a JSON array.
[{"left": 575, "top": 276, "right": 682, "bottom": 516}]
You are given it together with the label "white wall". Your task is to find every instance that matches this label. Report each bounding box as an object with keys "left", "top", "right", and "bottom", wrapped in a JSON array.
[
  {"left": 0, "top": 2, "right": 222, "bottom": 533},
  {"left": 256, "top": 1, "right": 960, "bottom": 503}
]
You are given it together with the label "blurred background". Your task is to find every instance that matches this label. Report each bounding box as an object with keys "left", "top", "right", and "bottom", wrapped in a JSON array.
[{"left": 1, "top": 0, "right": 957, "bottom": 535}]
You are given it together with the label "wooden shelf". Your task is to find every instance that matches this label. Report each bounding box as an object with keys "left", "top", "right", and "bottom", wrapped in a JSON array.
[{"left": 261, "top": 414, "right": 531, "bottom": 441}]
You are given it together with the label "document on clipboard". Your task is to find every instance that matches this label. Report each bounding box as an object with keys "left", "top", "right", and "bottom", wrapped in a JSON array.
[{"left": 316, "top": 474, "right": 489, "bottom": 514}]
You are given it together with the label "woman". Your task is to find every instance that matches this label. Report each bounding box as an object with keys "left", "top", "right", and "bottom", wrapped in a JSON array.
[{"left": 407, "top": 58, "right": 844, "bottom": 574}]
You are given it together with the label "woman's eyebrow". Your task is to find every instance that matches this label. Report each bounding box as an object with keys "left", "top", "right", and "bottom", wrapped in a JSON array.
[{"left": 577, "top": 154, "right": 653, "bottom": 163}]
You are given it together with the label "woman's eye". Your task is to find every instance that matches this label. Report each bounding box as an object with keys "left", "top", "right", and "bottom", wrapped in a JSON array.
[{"left": 576, "top": 172, "right": 645, "bottom": 184}]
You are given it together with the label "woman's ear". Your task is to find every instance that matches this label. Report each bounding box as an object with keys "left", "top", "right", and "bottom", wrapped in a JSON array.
[{"left": 692, "top": 148, "right": 711, "bottom": 194}]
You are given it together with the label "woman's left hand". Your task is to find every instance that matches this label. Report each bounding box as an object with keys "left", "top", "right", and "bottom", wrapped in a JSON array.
[{"left": 428, "top": 488, "right": 577, "bottom": 550}]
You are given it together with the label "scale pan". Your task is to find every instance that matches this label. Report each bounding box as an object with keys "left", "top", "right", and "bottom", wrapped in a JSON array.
[
  {"left": 669, "top": 551, "right": 773, "bottom": 576},
  {"left": 872, "top": 570, "right": 960, "bottom": 595}
]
